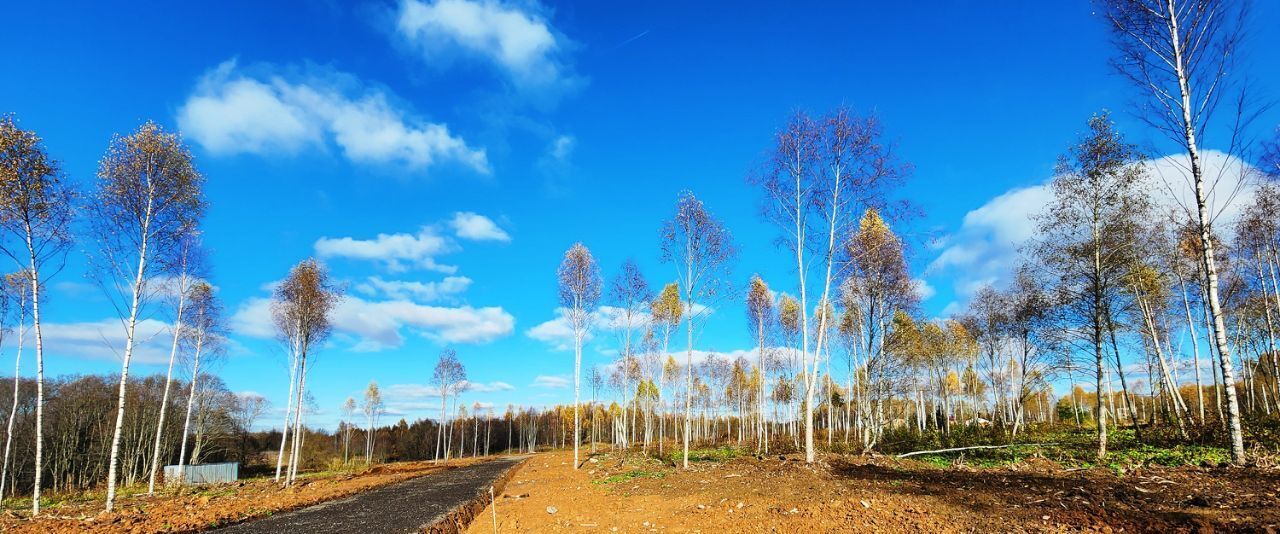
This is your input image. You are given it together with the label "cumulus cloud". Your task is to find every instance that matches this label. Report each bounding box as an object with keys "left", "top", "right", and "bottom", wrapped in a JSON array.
[
  {"left": 336, "top": 296, "right": 515, "bottom": 350},
  {"left": 531, "top": 375, "right": 569, "bottom": 388},
  {"left": 230, "top": 294, "right": 514, "bottom": 349},
  {"left": 450, "top": 212, "right": 510, "bottom": 241},
  {"left": 316, "top": 226, "right": 459, "bottom": 273},
  {"left": 394, "top": 0, "right": 574, "bottom": 92},
  {"left": 229, "top": 297, "right": 275, "bottom": 339},
  {"left": 177, "top": 59, "right": 489, "bottom": 174},
  {"left": 316, "top": 213, "right": 509, "bottom": 273},
  {"left": 356, "top": 275, "right": 472, "bottom": 302},
  {"left": 42, "top": 318, "right": 176, "bottom": 365},
  {"left": 928, "top": 150, "right": 1260, "bottom": 313}
]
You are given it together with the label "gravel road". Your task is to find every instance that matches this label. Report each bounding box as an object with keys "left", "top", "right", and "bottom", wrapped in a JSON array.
[{"left": 218, "top": 456, "right": 525, "bottom": 533}]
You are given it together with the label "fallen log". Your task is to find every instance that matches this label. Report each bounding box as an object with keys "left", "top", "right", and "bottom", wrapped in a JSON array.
[{"left": 895, "top": 444, "right": 1041, "bottom": 459}]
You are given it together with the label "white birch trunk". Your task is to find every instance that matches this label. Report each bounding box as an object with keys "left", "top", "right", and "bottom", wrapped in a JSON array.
[
  {"left": 0, "top": 304, "right": 24, "bottom": 503},
  {"left": 176, "top": 333, "right": 205, "bottom": 483},
  {"left": 147, "top": 280, "right": 187, "bottom": 494},
  {"left": 105, "top": 206, "right": 151, "bottom": 512}
]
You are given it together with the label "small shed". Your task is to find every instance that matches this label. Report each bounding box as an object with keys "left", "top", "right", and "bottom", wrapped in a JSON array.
[{"left": 163, "top": 462, "right": 239, "bottom": 485}]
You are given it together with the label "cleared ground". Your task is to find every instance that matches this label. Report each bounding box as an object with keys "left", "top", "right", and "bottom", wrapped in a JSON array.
[{"left": 466, "top": 448, "right": 1280, "bottom": 533}]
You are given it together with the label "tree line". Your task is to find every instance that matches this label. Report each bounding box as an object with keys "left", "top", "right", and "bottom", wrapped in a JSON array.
[{"left": 549, "top": 0, "right": 1279, "bottom": 469}]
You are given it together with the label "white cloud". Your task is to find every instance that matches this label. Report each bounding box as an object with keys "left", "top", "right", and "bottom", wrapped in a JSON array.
[
  {"left": 229, "top": 297, "right": 276, "bottom": 338},
  {"left": 395, "top": 0, "right": 572, "bottom": 91},
  {"left": 450, "top": 212, "right": 510, "bottom": 242},
  {"left": 913, "top": 278, "right": 936, "bottom": 302},
  {"left": 526, "top": 303, "right": 712, "bottom": 352},
  {"left": 335, "top": 296, "right": 514, "bottom": 349},
  {"left": 385, "top": 380, "right": 512, "bottom": 400},
  {"left": 316, "top": 226, "right": 458, "bottom": 273},
  {"left": 177, "top": 59, "right": 489, "bottom": 174},
  {"left": 231, "top": 294, "right": 514, "bottom": 349},
  {"left": 928, "top": 150, "right": 1260, "bottom": 311},
  {"left": 549, "top": 135, "right": 574, "bottom": 161},
  {"left": 357, "top": 275, "right": 472, "bottom": 302},
  {"left": 525, "top": 308, "right": 581, "bottom": 351},
  {"left": 42, "top": 318, "right": 176, "bottom": 365},
  {"left": 532, "top": 375, "right": 569, "bottom": 388},
  {"left": 464, "top": 380, "right": 515, "bottom": 393}
]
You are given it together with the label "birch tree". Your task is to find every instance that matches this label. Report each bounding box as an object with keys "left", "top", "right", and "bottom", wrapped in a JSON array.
[
  {"left": 146, "top": 237, "right": 203, "bottom": 494},
  {"left": 90, "top": 121, "right": 204, "bottom": 511},
  {"left": 843, "top": 209, "right": 916, "bottom": 448},
  {"left": 272, "top": 258, "right": 340, "bottom": 485},
  {"left": 0, "top": 117, "right": 74, "bottom": 514},
  {"left": 650, "top": 282, "right": 681, "bottom": 454},
  {"left": 433, "top": 349, "right": 465, "bottom": 463},
  {"left": 1032, "top": 113, "right": 1149, "bottom": 458},
  {"left": 659, "top": 191, "right": 736, "bottom": 468},
  {"left": 745, "top": 275, "right": 773, "bottom": 451},
  {"left": 609, "top": 259, "right": 652, "bottom": 449},
  {"left": 342, "top": 397, "right": 357, "bottom": 464},
  {"left": 557, "top": 243, "right": 600, "bottom": 469},
  {"left": 0, "top": 274, "right": 23, "bottom": 504},
  {"left": 363, "top": 381, "right": 383, "bottom": 464},
  {"left": 754, "top": 109, "right": 907, "bottom": 463},
  {"left": 176, "top": 282, "right": 221, "bottom": 483},
  {"left": 1099, "top": 0, "right": 1252, "bottom": 463}
]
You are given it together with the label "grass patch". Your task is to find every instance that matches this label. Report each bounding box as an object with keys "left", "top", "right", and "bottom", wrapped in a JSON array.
[
  {"left": 666, "top": 446, "right": 740, "bottom": 465},
  {"left": 592, "top": 470, "right": 668, "bottom": 485},
  {"left": 898, "top": 427, "right": 1232, "bottom": 474}
]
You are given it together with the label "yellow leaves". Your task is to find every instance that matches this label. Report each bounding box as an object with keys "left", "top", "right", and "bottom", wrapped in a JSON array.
[
  {"left": 651, "top": 282, "right": 682, "bottom": 325},
  {"left": 779, "top": 294, "right": 801, "bottom": 333},
  {"left": 746, "top": 274, "right": 772, "bottom": 328}
]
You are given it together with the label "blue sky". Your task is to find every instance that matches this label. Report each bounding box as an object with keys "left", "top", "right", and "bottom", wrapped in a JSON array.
[{"left": 3, "top": 1, "right": 1278, "bottom": 429}]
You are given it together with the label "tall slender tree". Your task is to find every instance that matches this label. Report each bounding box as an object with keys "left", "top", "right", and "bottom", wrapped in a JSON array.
[
  {"left": 0, "top": 116, "right": 74, "bottom": 515},
  {"left": 650, "top": 282, "right": 682, "bottom": 454},
  {"left": 557, "top": 243, "right": 601, "bottom": 469},
  {"left": 341, "top": 397, "right": 357, "bottom": 464},
  {"left": 363, "top": 381, "right": 383, "bottom": 464},
  {"left": 0, "top": 274, "right": 24, "bottom": 504},
  {"left": 176, "top": 282, "right": 221, "bottom": 483},
  {"left": 433, "top": 348, "right": 466, "bottom": 463},
  {"left": 1031, "top": 113, "right": 1150, "bottom": 458},
  {"left": 147, "top": 237, "right": 203, "bottom": 494},
  {"left": 660, "top": 191, "right": 736, "bottom": 468},
  {"left": 754, "top": 109, "right": 908, "bottom": 463},
  {"left": 271, "top": 259, "right": 341, "bottom": 485},
  {"left": 745, "top": 275, "right": 773, "bottom": 451},
  {"left": 90, "top": 121, "right": 204, "bottom": 511},
  {"left": 1099, "top": 0, "right": 1252, "bottom": 463}
]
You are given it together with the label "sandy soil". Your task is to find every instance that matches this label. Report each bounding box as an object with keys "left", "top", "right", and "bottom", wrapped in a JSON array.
[
  {"left": 0, "top": 457, "right": 486, "bottom": 533},
  {"left": 466, "top": 448, "right": 1280, "bottom": 533}
]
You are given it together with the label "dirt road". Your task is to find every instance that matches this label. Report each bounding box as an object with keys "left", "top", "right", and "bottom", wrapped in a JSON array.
[{"left": 220, "top": 456, "right": 525, "bottom": 533}]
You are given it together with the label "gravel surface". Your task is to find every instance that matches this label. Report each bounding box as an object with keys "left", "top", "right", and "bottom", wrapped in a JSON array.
[{"left": 219, "top": 457, "right": 525, "bottom": 533}]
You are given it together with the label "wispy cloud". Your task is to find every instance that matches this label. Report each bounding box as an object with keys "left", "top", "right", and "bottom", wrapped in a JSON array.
[
  {"left": 356, "top": 275, "right": 472, "bottom": 303},
  {"left": 177, "top": 59, "right": 489, "bottom": 174},
  {"left": 531, "top": 375, "right": 569, "bottom": 388}
]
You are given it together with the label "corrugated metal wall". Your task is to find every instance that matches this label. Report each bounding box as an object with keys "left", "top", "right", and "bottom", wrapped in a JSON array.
[{"left": 163, "top": 462, "right": 239, "bottom": 485}]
